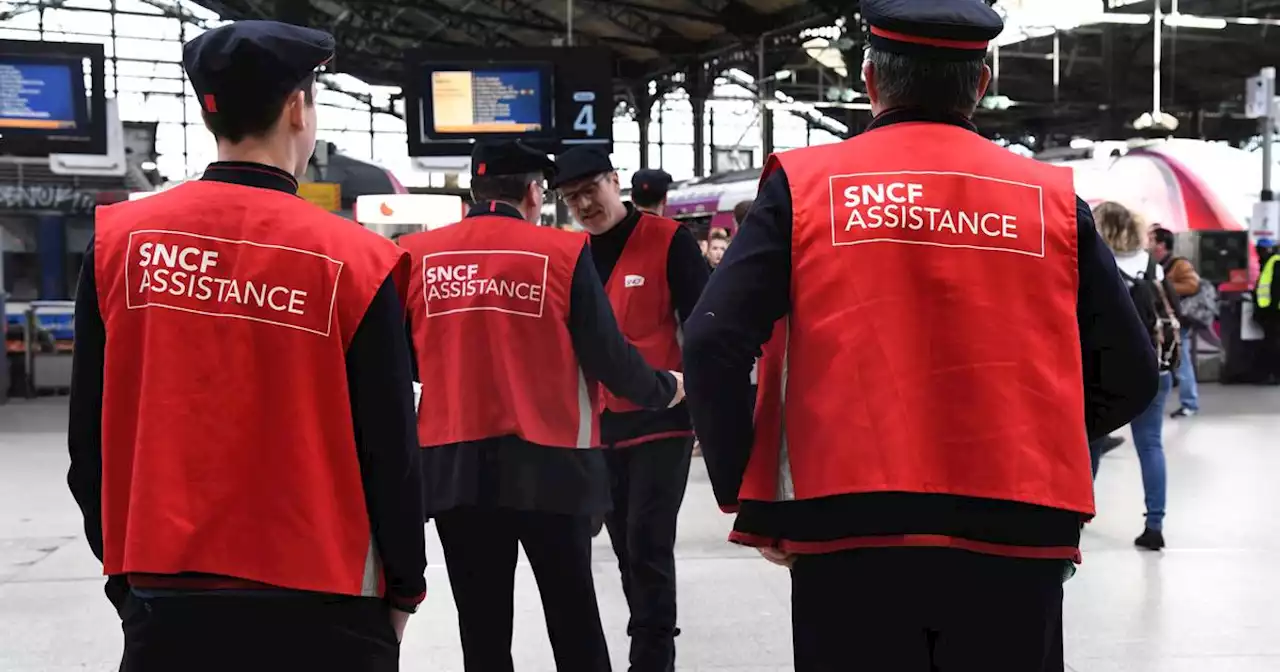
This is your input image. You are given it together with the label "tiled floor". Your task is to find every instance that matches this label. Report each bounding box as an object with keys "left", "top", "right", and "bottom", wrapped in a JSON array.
[{"left": 1, "top": 385, "right": 1277, "bottom": 671}]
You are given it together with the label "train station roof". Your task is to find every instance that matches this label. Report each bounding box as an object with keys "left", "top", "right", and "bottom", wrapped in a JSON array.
[
  {"left": 189, "top": 0, "right": 837, "bottom": 87},
  {"left": 186, "top": 0, "right": 1280, "bottom": 145}
]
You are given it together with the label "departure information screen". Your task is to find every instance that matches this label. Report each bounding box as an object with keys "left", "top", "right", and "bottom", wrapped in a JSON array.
[
  {"left": 0, "top": 61, "right": 79, "bottom": 132},
  {"left": 428, "top": 68, "right": 547, "bottom": 135}
]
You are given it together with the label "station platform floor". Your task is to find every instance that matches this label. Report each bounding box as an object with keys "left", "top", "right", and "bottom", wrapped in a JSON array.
[{"left": 0, "top": 385, "right": 1277, "bottom": 672}]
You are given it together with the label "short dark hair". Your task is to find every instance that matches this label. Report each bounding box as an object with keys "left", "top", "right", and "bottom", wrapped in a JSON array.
[
  {"left": 632, "top": 189, "right": 666, "bottom": 209},
  {"left": 867, "top": 48, "right": 985, "bottom": 116},
  {"left": 471, "top": 172, "right": 540, "bottom": 204},
  {"left": 203, "top": 74, "right": 316, "bottom": 143},
  {"left": 732, "top": 200, "right": 752, "bottom": 225},
  {"left": 1151, "top": 226, "right": 1176, "bottom": 251}
]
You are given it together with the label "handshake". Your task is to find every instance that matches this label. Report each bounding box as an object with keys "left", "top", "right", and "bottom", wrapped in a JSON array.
[{"left": 667, "top": 371, "right": 685, "bottom": 408}]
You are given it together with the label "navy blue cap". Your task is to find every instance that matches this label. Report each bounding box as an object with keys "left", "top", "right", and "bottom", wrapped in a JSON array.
[
  {"left": 863, "top": 0, "right": 1003, "bottom": 61},
  {"left": 183, "top": 21, "right": 334, "bottom": 117},
  {"left": 471, "top": 140, "right": 555, "bottom": 179},
  {"left": 1258, "top": 237, "right": 1277, "bottom": 249},
  {"left": 631, "top": 169, "right": 673, "bottom": 197},
  {"left": 551, "top": 146, "right": 614, "bottom": 189}
]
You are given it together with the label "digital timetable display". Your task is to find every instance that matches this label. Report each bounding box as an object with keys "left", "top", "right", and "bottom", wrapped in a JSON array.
[
  {"left": 0, "top": 39, "right": 106, "bottom": 157},
  {"left": 406, "top": 48, "right": 612, "bottom": 157},
  {"left": 429, "top": 68, "right": 547, "bottom": 135},
  {"left": 0, "top": 61, "right": 80, "bottom": 132}
]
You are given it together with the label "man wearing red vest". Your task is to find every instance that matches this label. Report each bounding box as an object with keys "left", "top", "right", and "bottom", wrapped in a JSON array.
[
  {"left": 400, "top": 140, "right": 684, "bottom": 672},
  {"left": 67, "top": 22, "right": 426, "bottom": 672},
  {"left": 682, "top": 1, "right": 1161, "bottom": 670},
  {"left": 552, "top": 147, "right": 709, "bottom": 672}
]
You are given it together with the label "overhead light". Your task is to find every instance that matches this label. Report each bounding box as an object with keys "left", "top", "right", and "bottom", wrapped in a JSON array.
[
  {"left": 775, "top": 69, "right": 793, "bottom": 81},
  {"left": 1085, "top": 13, "right": 1152, "bottom": 25},
  {"left": 1070, "top": 138, "right": 1095, "bottom": 149},
  {"left": 1132, "top": 111, "right": 1179, "bottom": 131},
  {"left": 1164, "top": 13, "right": 1227, "bottom": 30},
  {"left": 770, "top": 100, "right": 870, "bottom": 112},
  {"left": 140, "top": 161, "right": 157, "bottom": 171},
  {"left": 980, "top": 95, "right": 1015, "bottom": 111}
]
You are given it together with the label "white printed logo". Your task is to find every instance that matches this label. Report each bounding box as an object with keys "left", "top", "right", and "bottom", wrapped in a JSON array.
[{"left": 624, "top": 274, "right": 645, "bottom": 288}]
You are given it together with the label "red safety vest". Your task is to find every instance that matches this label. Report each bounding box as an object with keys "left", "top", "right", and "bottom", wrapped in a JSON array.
[
  {"left": 601, "top": 213, "right": 684, "bottom": 414},
  {"left": 745, "top": 122, "right": 1094, "bottom": 518},
  {"left": 400, "top": 215, "right": 600, "bottom": 449},
  {"left": 94, "top": 180, "right": 409, "bottom": 597}
]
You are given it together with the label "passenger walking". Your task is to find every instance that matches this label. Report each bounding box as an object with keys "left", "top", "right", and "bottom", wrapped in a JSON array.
[
  {"left": 1095, "top": 202, "right": 1180, "bottom": 550},
  {"left": 1150, "top": 226, "right": 1206, "bottom": 417}
]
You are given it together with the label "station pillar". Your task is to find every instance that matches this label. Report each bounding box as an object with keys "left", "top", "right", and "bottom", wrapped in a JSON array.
[
  {"left": 636, "top": 86, "right": 652, "bottom": 170},
  {"left": 36, "top": 214, "right": 67, "bottom": 300},
  {"left": 690, "top": 64, "right": 708, "bottom": 178}
]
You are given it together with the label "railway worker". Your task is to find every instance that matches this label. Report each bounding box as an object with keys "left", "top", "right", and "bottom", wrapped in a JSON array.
[
  {"left": 1255, "top": 237, "right": 1280, "bottom": 383},
  {"left": 631, "top": 168, "right": 675, "bottom": 217},
  {"left": 398, "top": 140, "right": 685, "bottom": 672},
  {"left": 552, "top": 146, "right": 708, "bottom": 672},
  {"left": 67, "top": 20, "right": 426, "bottom": 672},
  {"left": 680, "top": 1, "right": 1161, "bottom": 669}
]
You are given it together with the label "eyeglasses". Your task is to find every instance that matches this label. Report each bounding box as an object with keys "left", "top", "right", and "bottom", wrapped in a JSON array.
[{"left": 558, "top": 175, "right": 608, "bottom": 206}]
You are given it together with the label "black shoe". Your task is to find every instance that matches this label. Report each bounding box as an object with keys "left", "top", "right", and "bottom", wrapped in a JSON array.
[
  {"left": 1170, "top": 407, "right": 1198, "bottom": 418},
  {"left": 1099, "top": 435, "right": 1125, "bottom": 455},
  {"left": 1135, "top": 528, "right": 1165, "bottom": 551}
]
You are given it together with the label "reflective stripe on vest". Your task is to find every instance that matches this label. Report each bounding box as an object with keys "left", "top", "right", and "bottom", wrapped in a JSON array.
[{"left": 1260, "top": 255, "right": 1278, "bottom": 308}]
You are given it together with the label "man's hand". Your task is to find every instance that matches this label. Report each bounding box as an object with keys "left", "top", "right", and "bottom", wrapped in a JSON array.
[
  {"left": 667, "top": 371, "right": 686, "bottom": 408},
  {"left": 390, "top": 608, "right": 412, "bottom": 643},
  {"left": 758, "top": 546, "right": 795, "bottom": 568}
]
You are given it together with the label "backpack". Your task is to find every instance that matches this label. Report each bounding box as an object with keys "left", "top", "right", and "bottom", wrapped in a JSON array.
[
  {"left": 1120, "top": 255, "right": 1182, "bottom": 371},
  {"left": 1165, "top": 257, "right": 1219, "bottom": 329}
]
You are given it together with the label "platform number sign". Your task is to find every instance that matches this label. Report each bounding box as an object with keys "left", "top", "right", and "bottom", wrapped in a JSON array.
[{"left": 572, "top": 92, "right": 598, "bottom": 137}]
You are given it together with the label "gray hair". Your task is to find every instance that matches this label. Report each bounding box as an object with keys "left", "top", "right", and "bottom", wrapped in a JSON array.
[{"left": 865, "top": 48, "right": 986, "bottom": 116}]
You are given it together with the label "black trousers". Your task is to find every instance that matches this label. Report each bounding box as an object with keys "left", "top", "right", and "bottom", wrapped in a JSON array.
[
  {"left": 119, "top": 591, "right": 399, "bottom": 672},
  {"left": 1260, "top": 315, "right": 1280, "bottom": 382},
  {"left": 603, "top": 436, "right": 693, "bottom": 672},
  {"left": 790, "top": 547, "right": 1066, "bottom": 672},
  {"left": 434, "top": 507, "right": 611, "bottom": 672}
]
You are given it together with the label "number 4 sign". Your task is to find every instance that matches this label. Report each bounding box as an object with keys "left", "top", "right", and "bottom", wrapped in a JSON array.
[{"left": 572, "top": 91, "right": 597, "bottom": 137}]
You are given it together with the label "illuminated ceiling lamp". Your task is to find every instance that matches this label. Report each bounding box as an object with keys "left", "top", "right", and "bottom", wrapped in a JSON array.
[
  {"left": 1163, "top": 13, "right": 1227, "bottom": 30},
  {"left": 1131, "top": 0, "right": 1179, "bottom": 134},
  {"left": 1132, "top": 111, "right": 1180, "bottom": 132}
]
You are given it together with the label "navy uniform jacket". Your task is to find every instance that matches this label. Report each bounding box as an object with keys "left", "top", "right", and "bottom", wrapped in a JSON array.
[
  {"left": 407, "top": 201, "right": 679, "bottom": 517},
  {"left": 682, "top": 108, "right": 1160, "bottom": 550},
  {"left": 67, "top": 161, "right": 427, "bottom": 613}
]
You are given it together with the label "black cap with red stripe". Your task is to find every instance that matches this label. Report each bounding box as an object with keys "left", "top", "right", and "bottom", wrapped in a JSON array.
[
  {"left": 863, "top": 0, "right": 1003, "bottom": 62},
  {"left": 470, "top": 140, "right": 556, "bottom": 179},
  {"left": 182, "top": 21, "right": 334, "bottom": 117}
]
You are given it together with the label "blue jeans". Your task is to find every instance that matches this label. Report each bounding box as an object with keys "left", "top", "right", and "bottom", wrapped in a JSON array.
[
  {"left": 1176, "top": 327, "right": 1199, "bottom": 411},
  {"left": 1131, "top": 372, "right": 1172, "bottom": 531}
]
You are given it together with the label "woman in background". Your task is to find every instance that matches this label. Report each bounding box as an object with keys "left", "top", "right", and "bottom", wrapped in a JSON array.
[{"left": 1093, "top": 201, "right": 1176, "bottom": 551}]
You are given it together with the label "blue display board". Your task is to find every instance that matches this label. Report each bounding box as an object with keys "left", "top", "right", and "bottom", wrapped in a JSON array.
[
  {"left": 0, "top": 61, "right": 78, "bottom": 132},
  {"left": 423, "top": 63, "right": 553, "bottom": 139}
]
